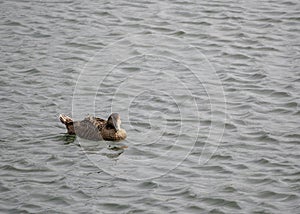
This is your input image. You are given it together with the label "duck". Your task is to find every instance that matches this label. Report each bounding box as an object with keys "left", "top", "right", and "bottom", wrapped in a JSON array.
[{"left": 59, "top": 113, "right": 127, "bottom": 141}]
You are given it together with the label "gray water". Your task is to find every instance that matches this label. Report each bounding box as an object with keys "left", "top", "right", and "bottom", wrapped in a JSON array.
[{"left": 1, "top": 0, "right": 300, "bottom": 213}]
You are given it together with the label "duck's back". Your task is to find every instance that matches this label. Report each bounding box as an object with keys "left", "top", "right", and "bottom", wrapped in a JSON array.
[{"left": 74, "top": 116, "right": 107, "bottom": 140}]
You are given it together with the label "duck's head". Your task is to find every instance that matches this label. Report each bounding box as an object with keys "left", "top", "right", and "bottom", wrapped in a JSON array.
[{"left": 107, "top": 113, "right": 122, "bottom": 131}]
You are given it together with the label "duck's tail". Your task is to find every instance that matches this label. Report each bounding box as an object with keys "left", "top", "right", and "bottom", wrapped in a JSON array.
[
  {"left": 59, "top": 114, "right": 73, "bottom": 124},
  {"left": 59, "top": 114, "right": 75, "bottom": 135}
]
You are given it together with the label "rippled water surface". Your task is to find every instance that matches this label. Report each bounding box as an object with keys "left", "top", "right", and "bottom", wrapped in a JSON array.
[{"left": 1, "top": 0, "right": 300, "bottom": 213}]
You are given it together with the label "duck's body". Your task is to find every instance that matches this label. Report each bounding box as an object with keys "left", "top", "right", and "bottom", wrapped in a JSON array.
[{"left": 59, "top": 113, "right": 127, "bottom": 141}]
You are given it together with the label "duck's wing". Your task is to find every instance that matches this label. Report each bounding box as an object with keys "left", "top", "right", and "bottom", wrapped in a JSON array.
[
  {"left": 84, "top": 116, "right": 107, "bottom": 130},
  {"left": 93, "top": 116, "right": 107, "bottom": 130},
  {"left": 73, "top": 116, "right": 106, "bottom": 140}
]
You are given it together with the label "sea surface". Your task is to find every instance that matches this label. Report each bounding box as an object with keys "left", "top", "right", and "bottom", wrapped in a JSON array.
[{"left": 1, "top": 0, "right": 300, "bottom": 213}]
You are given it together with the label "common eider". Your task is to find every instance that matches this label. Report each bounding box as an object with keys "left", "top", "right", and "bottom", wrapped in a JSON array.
[{"left": 59, "top": 113, "right": 127, "bottom": 141}]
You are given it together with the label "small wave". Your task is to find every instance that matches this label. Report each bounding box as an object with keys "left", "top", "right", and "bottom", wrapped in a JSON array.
[{"left": 202, "top": 197, "right": 242, "bottom": 210}]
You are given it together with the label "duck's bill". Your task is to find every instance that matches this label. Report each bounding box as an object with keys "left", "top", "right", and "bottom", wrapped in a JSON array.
[{"left": 112, "top": 119, "right": 121, "bottom": 131}]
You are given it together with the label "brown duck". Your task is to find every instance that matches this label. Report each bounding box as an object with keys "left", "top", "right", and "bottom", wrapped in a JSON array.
[{"left": 59, "top": 113, "right": 127, "bottom": 141}]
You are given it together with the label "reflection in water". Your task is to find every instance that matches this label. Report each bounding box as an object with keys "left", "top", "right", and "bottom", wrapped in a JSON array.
[
  {"left": 60, "top": 134, "right": 76, "bottom": 145},
  {"left": 60, "top": 133, "right": 128, "bottom": 158},
  {"left": 74, "top": 137, "right": 128, "bottom": 159}
]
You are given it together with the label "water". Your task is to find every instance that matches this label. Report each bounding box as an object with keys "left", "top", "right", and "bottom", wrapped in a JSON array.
[{"left": 1, "top": 0, "right": 300, "bottom": 213}]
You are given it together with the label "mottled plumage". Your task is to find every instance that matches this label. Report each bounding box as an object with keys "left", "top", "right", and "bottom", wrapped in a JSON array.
[{"left": 59, "top": 113, "right": 127, "bottom": 141}]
